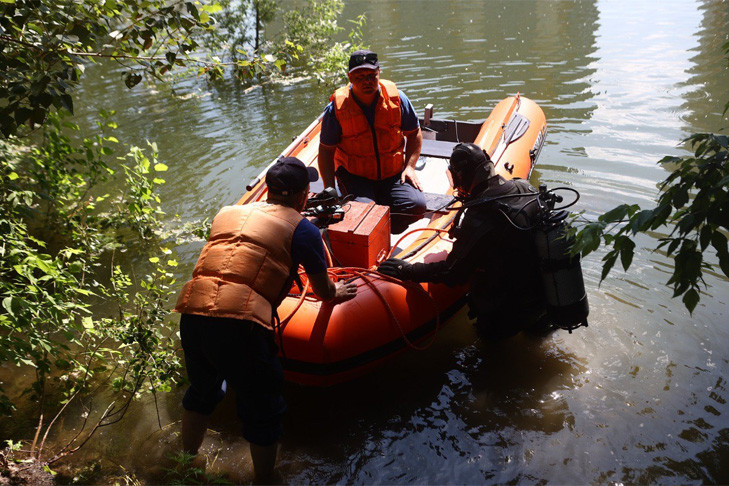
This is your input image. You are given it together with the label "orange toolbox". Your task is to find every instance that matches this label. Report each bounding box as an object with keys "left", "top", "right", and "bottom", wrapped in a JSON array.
[{"left": 326, "top": 201, "right": 391, "bottom": 268}]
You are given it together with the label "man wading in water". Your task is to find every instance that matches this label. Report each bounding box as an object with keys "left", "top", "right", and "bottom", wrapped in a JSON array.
[{"left": 174, "top": 157, "right": 356, "bottom": 482}]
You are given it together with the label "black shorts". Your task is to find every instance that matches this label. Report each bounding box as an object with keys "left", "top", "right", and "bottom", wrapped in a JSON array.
[{"left": 180, "top": 313, "right": 286, "bottom": 446}]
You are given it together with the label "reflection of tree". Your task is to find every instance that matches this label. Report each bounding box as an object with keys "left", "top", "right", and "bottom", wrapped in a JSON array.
[
  {"left": 682, "top": 0, "right": 729, "bottom": 133},
  {"left": 348, "top": 0, "right": 599, "bottom": 125},
  {"left": 531, "top": 0, "right": 600, "bottom": 116}
]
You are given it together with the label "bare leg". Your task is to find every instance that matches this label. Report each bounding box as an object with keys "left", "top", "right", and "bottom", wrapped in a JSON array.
[
  {"left": 250, "top": 442, "right": 278, "bottom": 483},
  {"left": 181, "top": 409, "right": 209, "bottom": 454}
]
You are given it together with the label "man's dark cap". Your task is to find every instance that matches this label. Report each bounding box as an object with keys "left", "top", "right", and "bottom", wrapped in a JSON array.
[
  {"left": 265, "top": 157, "right": 318, "bottom": 196},
  {"left": 348, "top": 49, "right": 379, "bottom": 73},
  {"left": 449, "top": 143, "right": 490, "bottom": 172}
]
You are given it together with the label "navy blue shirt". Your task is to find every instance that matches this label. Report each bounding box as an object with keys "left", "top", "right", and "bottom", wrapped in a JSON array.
[
  {"left": 320, "top": 88, "right": 420, "bottom": 146},
  {"left": 291, "top": 218, "right": 327, "bottom": 275}
]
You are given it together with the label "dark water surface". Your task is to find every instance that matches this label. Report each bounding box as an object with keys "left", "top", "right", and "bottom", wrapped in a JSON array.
[{"left": 8, "top": 0, "right": 729, "bottom": 483}]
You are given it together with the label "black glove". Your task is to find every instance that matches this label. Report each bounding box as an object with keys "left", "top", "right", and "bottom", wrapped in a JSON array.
[
  {"left": 377, "top": 258, "right": 413, "bottom": 280},
  {"left": 315, "top": 186, "right": 339, "bottom": 202}
]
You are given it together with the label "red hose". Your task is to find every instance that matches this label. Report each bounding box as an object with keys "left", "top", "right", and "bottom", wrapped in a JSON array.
[{"left": 280, "top": 225, "right": 453, "bottom": 350}]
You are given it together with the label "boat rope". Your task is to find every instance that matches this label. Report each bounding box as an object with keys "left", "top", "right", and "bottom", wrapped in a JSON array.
[
  {"left": 332, "top": 267, "right": 442, "bottom": 352},
  {"left": 277, "top": 224, "right": 467, "bottom": 352},
  {"left": 279, "top": 275, "right": 311, "bottom": 327},
  {"left": 279, "top": 265, "right": 443, "bottom": 352},
  {"left": 388, "top": 226, "right": 454, "bottom": 259}
]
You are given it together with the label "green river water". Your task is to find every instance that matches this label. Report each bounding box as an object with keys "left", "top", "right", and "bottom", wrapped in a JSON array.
[{"left": 3, "top": 0, "right": 729, "bottom": 483}]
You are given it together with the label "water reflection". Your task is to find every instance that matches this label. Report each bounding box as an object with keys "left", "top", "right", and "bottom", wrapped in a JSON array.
[
  {"left": 5, "top": 0, "right": 729, "bottom": 483},
  {"left": 682, "top": 0, "right": 729, "bottom": 132}
]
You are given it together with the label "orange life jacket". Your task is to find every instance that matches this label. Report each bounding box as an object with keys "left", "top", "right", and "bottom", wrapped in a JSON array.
[
  {"left": 174, "top": 202, "right": 303, "bottom": 330},
  {"left": 332, "top": 79, "right": 405, "bottom": 180}
]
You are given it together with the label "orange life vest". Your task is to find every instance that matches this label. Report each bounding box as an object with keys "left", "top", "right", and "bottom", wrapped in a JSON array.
[
  {"left": 332, "top": 79, "right": 405, "bottom": 180},
  {"left": 174, "top": 202, "right": 303, "bottom": 330}
]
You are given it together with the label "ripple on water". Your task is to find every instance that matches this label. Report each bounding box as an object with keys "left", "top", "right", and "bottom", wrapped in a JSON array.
[{"left": 40, "top": 0, "right": 729, "bottom": 484}]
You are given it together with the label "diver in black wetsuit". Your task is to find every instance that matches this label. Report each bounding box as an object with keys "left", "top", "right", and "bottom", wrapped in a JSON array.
[{"left": 377, "top": 142, "right": 548, "bottom": 340}]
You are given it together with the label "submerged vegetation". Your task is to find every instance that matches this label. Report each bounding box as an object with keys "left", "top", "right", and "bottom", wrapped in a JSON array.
[
  {"left": 0, "top": 0, "right": 363, "bottom": 479},
  {"left": 1, "top": 112, "right": 181, "bottom": 464}
]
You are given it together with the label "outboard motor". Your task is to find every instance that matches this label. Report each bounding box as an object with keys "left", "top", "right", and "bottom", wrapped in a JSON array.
[{"left": 534, "top": 185, "right": 589, "bottom": 332}]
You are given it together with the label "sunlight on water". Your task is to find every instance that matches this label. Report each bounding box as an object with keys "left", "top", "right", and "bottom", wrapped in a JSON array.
[{"left": 6, "top": 0, "right": 728, "bottom": 484}]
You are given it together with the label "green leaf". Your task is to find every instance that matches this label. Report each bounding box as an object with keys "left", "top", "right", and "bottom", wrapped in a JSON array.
[
  {"left": 2, "top": 297, "right": 14, "bottom": 317},
  {"left": 60, "top": 94, "right": 74, "bottom": 114},
  {"left": 617, "top": 237, "right": 636, "bottom": 271},
  {"left": 153, "top": 163, "right": 168, "bottom": 172},
  {"left": 82, "top": 317, "right": 94, "bottom": 330},
  {"left": 712, "top": 232, "right": 729, "bottom": 278},
  {"left": 672, "top": 186, "right": 689, "bottom": 209},
  {"left": 699, "top": 225, "right": 713, "bottom": 251},
  {"left": 665, "top": 238, "right": 681, "bottom": 255},
  {"left": 19, "top": 358, "right": 36, "bottom": 367},
  {"left": 599, "top": 204, "right": 633, "bottom": 223},
  {"left": 124, "top": 72, "right": 143, "bottom": 89},
  {"left": 718, "top": 253, "right": 729, "bottom": 280},
  {"left": 630, "top": 209, "right": 654, "bottom": 233},
  {"left": 601, "top": 252, "right": 618, "bottom": 282},
  {"left": 149, "top": 257, "right": 160, "bottom": 263},
  {"left": 35, "top": 258, "right": 54, "bottom": 274},
  {"left": 650, "top": 204, "right": 673, "bottom": 230},
  {"left": 575, "top": 223, "right": 604, "bottom": 255},
  {"left": 201, "top": 3, "right": 223, "bottom": 13},
  {"left": 682, "top": 288, "right": 700, "bottom": 314},
  {"left": 711, "top": 231, "right": 728, "bottom": 255},
  {"left": 68, "top": 261, "right": 84, "bottom": 273}
]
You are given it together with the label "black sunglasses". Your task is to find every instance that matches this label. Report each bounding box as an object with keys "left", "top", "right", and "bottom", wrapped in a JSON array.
[{"left": 351, "top": 53, "right": 378, "bottom": 65}]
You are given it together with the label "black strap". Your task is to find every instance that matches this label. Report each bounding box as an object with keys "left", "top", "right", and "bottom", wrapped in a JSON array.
[{"left": 272, "top": 310, "right": 286, "bottom": 363}]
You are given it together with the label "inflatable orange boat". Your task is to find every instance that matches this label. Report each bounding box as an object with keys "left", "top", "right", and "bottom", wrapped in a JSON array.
[{"left": 238, "top": 94, "right": 547, "bottom": 386}]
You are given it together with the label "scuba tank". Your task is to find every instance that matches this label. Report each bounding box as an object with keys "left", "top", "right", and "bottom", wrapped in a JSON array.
[{"left": 533, "top": 185, "right": 589, "bottom": 332}]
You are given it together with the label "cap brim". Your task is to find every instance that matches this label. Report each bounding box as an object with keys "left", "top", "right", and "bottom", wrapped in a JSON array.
[
  {"left": 306, "top": 166, "right": 319, "bottom": 183},
  {"left": 349, "top": 64, "right": 379, "bottom": 73}
]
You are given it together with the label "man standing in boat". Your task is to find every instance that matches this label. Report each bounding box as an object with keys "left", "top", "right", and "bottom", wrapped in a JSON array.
[
  {"left": 174, "top": 157, "right": 357, "bottom": 482},
  {"left": 318, "top": 49, "right": 426, "bottom": 233},
  {"left": 377, "top": 143, "right": 547, "bottom": 339}
]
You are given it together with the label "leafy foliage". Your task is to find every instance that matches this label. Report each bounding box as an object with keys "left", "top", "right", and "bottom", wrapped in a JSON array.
[
  {"left": 572, "top": 131, "right": 729, "bottom": 314},
  {"left": 277, "top": 0, "right": 367, "bottom": 82},
  {"left": 0, "top": 0, "right": 364, "bottom": 471},
  {"left": 0, "top": 113, "right": 181, "bottom": 461},
  {"left": 1, "top": 0, "right": 365, "bottom": 139},
  {"left": 199, "top": 0, "right": 365, "bottom": 83},
  {"left": 164, "top": 452, "right": 232, "bottom": 485},
  {"left": 0, "top": 0, "right": 215, "bottom": 138}
]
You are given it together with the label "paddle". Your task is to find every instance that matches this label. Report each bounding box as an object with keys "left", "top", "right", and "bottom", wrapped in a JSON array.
[{"left": 490, "top": 111, "right": 531, "bottom": 166}]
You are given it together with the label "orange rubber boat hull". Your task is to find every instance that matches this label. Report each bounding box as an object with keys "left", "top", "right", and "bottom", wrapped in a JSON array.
[{"left": 238, "top": 95, "right": 547, "bottom": 386}]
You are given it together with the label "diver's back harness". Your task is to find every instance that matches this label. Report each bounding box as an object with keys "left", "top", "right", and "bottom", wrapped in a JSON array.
[{"left": 452, "top": 183, "right": 589, "bottom": 333}]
